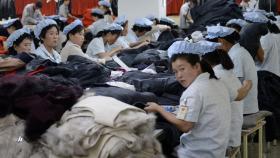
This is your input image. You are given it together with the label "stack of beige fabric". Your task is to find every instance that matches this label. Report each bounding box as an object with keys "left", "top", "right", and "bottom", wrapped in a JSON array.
[{"left": 38, "top": 95, "right": 164, "bottom": 158}]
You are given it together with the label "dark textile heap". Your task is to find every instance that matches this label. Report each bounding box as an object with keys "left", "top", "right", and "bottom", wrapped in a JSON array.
[
  {"left": 187, "top": 0, "right": 243, "bottom": 34},
  {"left": 258, "top": 70, "right": 280, "bottom": 141},
  {"left": 239, "top": 23, "right": 268, "bottom": 59},
  {"left": 0, "top": 75, "right": 83, "bottom": 141}
]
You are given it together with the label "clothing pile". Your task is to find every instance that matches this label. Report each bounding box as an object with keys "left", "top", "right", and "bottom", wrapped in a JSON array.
[{"left": 38, "top": 95, "right": 164, "bottom": 158}]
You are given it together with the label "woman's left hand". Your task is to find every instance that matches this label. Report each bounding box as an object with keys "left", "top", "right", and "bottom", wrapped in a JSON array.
[{"left": 144, "top": 102, "right": 163, "bottom": 113}]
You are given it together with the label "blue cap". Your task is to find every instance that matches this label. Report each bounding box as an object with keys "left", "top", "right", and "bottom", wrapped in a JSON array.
[
  {"left": 243, "top": 11, "right": 269, "bottom": 23},
  {"left": 103, "top": 23, "right": 123, "bottom": 31},
  {"left": 114, "top": 15, "right": 127, "bottom": 26},
  {"left": 134, "top": 18, "right": 153, "bottom": 27},
  {"left": 168, "top": 40, "right": 221, "bottom": 58},
  {"left": 34, "top": 19, "right": 57, "bottom": 39},
  {"left": 226, "top": 19, "right": 247, "bottom": 28},
  {"left": 91, "top": 8, "right": 105, "bottom": 15},
  {"left": 6, "top": 28, "right": 31, "bottom": 48},
  {"left": 63, "top": 19, "right": 83, "bottom": 35},
  {"left": 45, "top": 15, "right": 67, "bottom": 22},
  {"left": 160, "top": 17, "right": 175, "bottom": 25},
  {"left": 206, "top": 25, "right": 235, "bottom": 39},
  {"left": 145, "top": 14, "right": 157, "bottom": 21},
  {"left": 98, "top": 0, "right": 111, "bottom": 8},
  {"left": 2, "top": 18, "right": 19, "bottom": 28}
]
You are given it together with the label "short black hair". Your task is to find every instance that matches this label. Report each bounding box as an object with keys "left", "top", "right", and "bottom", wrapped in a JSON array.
[
  {"left": 132, "top": 25, "right": 152, "bottom": 33},
  {"left": 35, "top": 1, "right": 43, "bottom": 9},
  {"left": 7, "top": 20, "right": 23, "bottom": 31},
  {"left": 170, "top": 53, "right": 218, "bottom": 79},
  {"left": 8, "top": 33, "right": 33, "bottom": 55},
  {"left": 66, "top": 25, "right": 84, "bottom": 40},
  {"left": 91, "top": 13, "right": 104, "bottom": 19},
  {"left": 96, "top": 29, "right": 122, "bottom": 38},
  {"left": 202, "top": 49, "right": 234, "bottom": 70}
]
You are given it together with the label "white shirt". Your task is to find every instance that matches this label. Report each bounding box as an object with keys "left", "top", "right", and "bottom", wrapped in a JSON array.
[
  {"left": 87, "top": 19, "right": 108, "bottom": 36},
  {"left": 228, "top": 43, "right": 259, "bottom": 114},
  {"left": 178, "top": 73, "right": 231, "bottom": 158},
  {"left": 86, "top": 37, "right": 109, "bottom": 58},
  {"left": 125, "top": 30, "right": 138, "bottom": 43},
  {"left": 258, "top": 33, "right": 280, "bottom": 76},
  {"left": 58, "top": 4, "right": 69, "bottom": 18},
  {"left": 107, "top": 36, "right": 130, "bottom": 51},
  {"left": 61, "top": 41, "right": 100, "bottom": 63},
  {"left": 179, "top": 2, "right": 190, "bottom": 29},
  {"left": 33, "top": 44, "right": 61, "bottom": 63},
  {"left": 213, "top": 64, "right": 243, "bottom": 147},
  {"left": 21, "top": 3, "right": 44, "bottom": 25}
]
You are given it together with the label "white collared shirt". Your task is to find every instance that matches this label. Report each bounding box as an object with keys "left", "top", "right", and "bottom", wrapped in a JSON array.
[
  {"left": 178, "top": 73, "right": 231, "bottom": 158},
  {"left": 33, "top": 44, "right": 61, "bottom": 63},
  {"left": 213, "top": 64, "right": 243, "bottom": 147},
  {"left": 228, "top": 43, "right": 259, "bottom": 114}
]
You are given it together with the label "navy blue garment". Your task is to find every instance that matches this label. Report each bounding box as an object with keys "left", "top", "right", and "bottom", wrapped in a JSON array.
[
  {"left": 187, "top": 0, "right": 243, "bottom": 35},
  {"left": 258, "top": 70, "right": 280, "bottom": 140},
  {"left": 239, "top": 23, "right": 268, "bottom": 59}
]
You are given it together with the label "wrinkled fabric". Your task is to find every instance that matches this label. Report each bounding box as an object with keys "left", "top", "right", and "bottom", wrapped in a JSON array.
[
  {"left": 258, "top": 70, "right": 280, "bottom": 140},
  {"left": 38, "top": 95, "right": 164, "bottom": 158},
  {"left": 187, "top": 0, "right": 243, "bottom": 34},
  {"left": 239, "top": 23, "right": 268, "bottom": 59},
  {"left": 90, "top": 86, "right": 158, "bottom": 106},
  {"left": 117, "top": 71, "right": 185, "bottom": 96}
]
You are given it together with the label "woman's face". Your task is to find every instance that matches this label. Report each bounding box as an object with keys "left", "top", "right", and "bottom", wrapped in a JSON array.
[
  {"left": 106, "top": 33, "right": 119, "bottom": 45},
  {"left": 14, "top": 38, "right": 33, "bottom": 53},
  {"left": 69, "top": 29, "right": 85, "bottom": 47},
  {"left": 42, "top": 26, "right": 59, "bottom": 48},
  {"left": 172, "top": 58, "right": 201, "bottom": 88}
]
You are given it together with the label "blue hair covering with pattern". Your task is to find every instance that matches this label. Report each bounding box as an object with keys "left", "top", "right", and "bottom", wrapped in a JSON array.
[
  {"left": 226, "top": 19, "right": 248, "bottom": 28},
  {"left": 114, "top": 15, "right": 127, "bottom": 26},
  {"left": 98, "top": 0, "right": 111, "bottom": 8},
  {"left": 63, "top": 19, "right": 83, "bottom": 35},
  {"left": 34, "top": 19, "right": 57, "bottom": 39},
  {"left": 91, "top": 8, "right": 105, "bottom": 15},
  {"left": 134, "top": 18, "right": 153, "bottom": 27},
  {"left": 206, "top": 25, "right": 235, "bottom": 39},
  {"left": 2, "top": 18, "right": 19, "bottom": 28},
  {"left": 7, "top": 28, "right": 31, "bottom": 48},
  {"left": 168, "top": 40, "right": 221, "bottom": 58},
  {"left": 243, "top": 11, "right": 269, "bottom": 23}
]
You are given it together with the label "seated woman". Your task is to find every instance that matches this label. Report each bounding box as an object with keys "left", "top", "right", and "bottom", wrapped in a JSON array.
[
  {"left": 33, "top": 19, "right": 61, "bottom": 63},
  {"left": 145, "top": 40, "right": 231, "bottom": 158},
  {"left": 86, "top": 23, "right": 123, "bottom": 60},
  {"left": 206, "top": 25, "right": 259, "bottom": 115},
  {"left": 0, "top": 28, "right": 35, "bottom": 72},
  {"left": 108, "top": 15, "right": 149, "bottom": 50},
  {"left": 202, "top": 46, "right": 252, "bottom": 150},
  {"left": 2, "top": 18, "right": 23, "bottom": 35},
  {"left": 61, "top": 19, "right": 104, "bottom": 63},
  {"left": 98, "top": 0, "right": 113, "bottom": 23},
  {"left": 86, "top": 8, "right": 107, "bottom": 37},
  {"left": 126, "top": 17, "right": 170, "bottom": 43}
]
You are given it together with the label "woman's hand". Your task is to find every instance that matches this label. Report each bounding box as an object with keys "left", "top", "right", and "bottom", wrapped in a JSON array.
[{"left": 144, "top": 102, "right": 163, "bottom": 113}]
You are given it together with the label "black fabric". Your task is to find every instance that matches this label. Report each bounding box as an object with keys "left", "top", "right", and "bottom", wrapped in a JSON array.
[
  {"left": 0, "top": 75, "right": 83, "bottom": 141},
  {"left": 259, "top": 0, "right": 277, "bottom": 13},
  {"left": 111, "top": 0, "right": 118, "bottom": 16},
  {"left": 116, "top": 71, "right": 184, "bottom": 96},
  {"left": 132, "top": 49, "right": 160, "bottom": 67},
  {"left": 155, "top": 116, "right": 182, "bottom": 157},
  {"left": 14, "top": 53, "right": 36, "bottom": 64},
  {"left": 0, "top": 0, "right": 16, "bottom": 19},
  {"left": 157, "top": 30, "right": 175, "bottom": 42},
  {"left": 257, "top": 70, "right": 280, "bottom": 140},
  {"left": 90, "top": 86, "right": 158, "bottom": 105},
  {"left": 187, "top": 0, "right": 243, "bottom": 34},
  {"left": 239, "top": 23, "right": 268, "bottom": 59}
]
